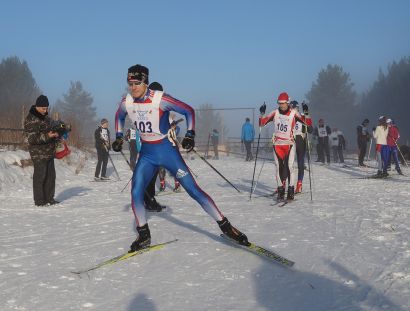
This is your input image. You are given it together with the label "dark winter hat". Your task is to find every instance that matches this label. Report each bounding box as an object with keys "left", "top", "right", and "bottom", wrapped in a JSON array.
[
  {"left": 149, "top": 81, "right": 163, "bottom": 91},
  {"left": 101, "top": 118, "right": 109, "bottom": 125},
  {"left": 35, "top": 95, "right": 49, "bottom": 107},
  {"left": 290, "top": 100, "right": 299, "bottom": 108},
  {"left": 127, "top": 64, "right": 149, "bottom": 84},
  {"left": 363, "top": 119, "right": 369, "bottom": 124}
]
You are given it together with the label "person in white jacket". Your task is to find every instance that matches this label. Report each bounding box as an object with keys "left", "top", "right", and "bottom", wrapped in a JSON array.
[{"left": 373, "top": 116, "right": 389, "bottom": 177}]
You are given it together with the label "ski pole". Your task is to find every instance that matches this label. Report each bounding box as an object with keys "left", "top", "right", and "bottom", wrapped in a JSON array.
[
  {"left": 103, "top": 144, "right": 121, "bottom": 181},
  {"left": 120, "top": 150, "right": 133, "bottom": 169},
  {"left": 305, "top": 132, "right": 313, "bottom": 201},
  {"left": 367, "top": 138, "right": 373, "bottom": 161},
  {"left": 190, "top": 148, "right": 241, "bottom": 193},
  {"left": 394, "top": 139, "right": 408, "bottom": 167},
  {"left": 119, "top": 150, "right": 158, "bottom": 200},
  {"left": 251, "top": 159, "right": 265, "bottom": 198},
  {"left": 250, "top": 127, "right": 262, "bottom": 200},
  {"left": 121, "top": 177, "right": 132, "bottom": 193}
]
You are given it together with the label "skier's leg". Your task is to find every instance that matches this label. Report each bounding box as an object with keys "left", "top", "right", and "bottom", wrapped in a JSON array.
[
  {"left": 101, "top": 151, "right": 109, "bottom": 178},
  {"left": 286, "top": 145, "right": 296, "bottom": 187},
  {"left": 158, "top": 167, "right": 166, "bottom": 190},
  {"left": 273, "top": 145, "right": 287, "bottom": 199},
  {"left": 164, "top": 150, "right": 224, "bottom": 222},
  {"left": 44, "top": 158, "right": 56, "bottom": 203},
  {"left": 381, "top": 145, "right": 390, "bottom": 175},
  {"left": 33, "top": 159, "right": 47, "bottom": 205},
  {"left": 391, "top": 147, "right": 401, "bottom": 172},
  {"left": 338, "top": 146, "right": 344, "bottom": 163},
  {"left": 273, "top": 146, "right": 284, "bottom": 185},
  {"left": 325, "top": 140, "right": 330, "bottom": 163},
  {"left": 332, "top": 146, "right": 338, "bottom": 162},
  {"left": 95, "top": 150, "right": 103, "bottom": 178},
  {"left": 295, "top": 137, "right": 305, "bottom": 181},
  {"left": 130, "top": 157, "right": 157, "bottom": 227}
]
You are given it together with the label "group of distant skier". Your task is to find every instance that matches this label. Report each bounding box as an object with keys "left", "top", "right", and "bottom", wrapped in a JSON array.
[{"left": 358, "top": 116, "right": 404, "bottom": 177}]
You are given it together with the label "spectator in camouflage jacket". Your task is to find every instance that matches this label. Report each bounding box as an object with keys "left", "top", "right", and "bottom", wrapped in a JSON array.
[{"left": 24, "top": 95, "right": 59, "bottom": 206}]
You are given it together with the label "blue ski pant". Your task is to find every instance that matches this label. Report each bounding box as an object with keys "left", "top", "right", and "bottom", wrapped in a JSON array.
[
  {"left": 131, "top": 139, "right": 224, "bottom": 227},
  {"left": 295, "top": 135, "right": 306, "bottom": 181}
]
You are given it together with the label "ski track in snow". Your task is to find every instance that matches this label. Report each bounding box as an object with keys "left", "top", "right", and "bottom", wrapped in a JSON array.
[{"left": 0, "top": 148, "right": 410, "bottom": 311}]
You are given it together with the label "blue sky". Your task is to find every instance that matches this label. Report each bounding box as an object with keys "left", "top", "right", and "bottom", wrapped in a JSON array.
[{"left": 1, "top": 0, "right": 409, "bottom": 124}]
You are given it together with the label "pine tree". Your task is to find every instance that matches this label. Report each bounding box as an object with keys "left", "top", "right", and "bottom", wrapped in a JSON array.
[
  {"left": 0, "top": 56, "right": 40, "bottom": 120},
  {"left": 361, "top": 56, "right": 410, "bottom": 143},
  {"left": 306, "top": 64, "right": 357, "bottom": 140},
  {"left": 55, "top": 81, "right": 97, "bottom": 143}
]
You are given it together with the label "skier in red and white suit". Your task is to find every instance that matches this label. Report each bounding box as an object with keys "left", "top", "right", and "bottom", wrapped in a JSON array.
[{"left": 259, "top": 92, "right": 307, "bottom": 201}]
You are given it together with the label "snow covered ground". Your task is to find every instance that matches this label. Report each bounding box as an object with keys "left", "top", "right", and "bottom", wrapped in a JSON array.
[{"left": 1, "top": 147, "right": 409, "bottom": 311}]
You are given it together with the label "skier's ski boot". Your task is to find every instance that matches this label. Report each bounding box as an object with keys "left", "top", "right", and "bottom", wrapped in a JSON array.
[
  {"left": 217, "top": 217, "right": 249, "bottom": 246},
  {"left": 295, "top": 180, "right": 302, "bottom": 194},
  {"left": 145, "top": 197, "right": 165, "bottom": 212},
  {"left": 100, "top": 176, "right": 110, "bottom": 181},
  {"left": 173, "top": 179, "right": 181, "bottom": 192},
  {"left": 287, "top": 186, "right": 295, "bottom": 200},
  {"left": 397, "top": 168, "right": 403, "bottom": 175},
  {"left": 129, "top": 224, "right": 151, "bottom": 253},
  {"left": 277, "top": 186, "right": 285, "bottom": 201},
  {"left": 381, "top": 170, "right": 389, "bottom": 178}
]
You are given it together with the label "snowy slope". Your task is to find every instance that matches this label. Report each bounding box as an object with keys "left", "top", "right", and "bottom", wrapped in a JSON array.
[{"left": 0, "top": 148, "right": 409, "bottom": 311}]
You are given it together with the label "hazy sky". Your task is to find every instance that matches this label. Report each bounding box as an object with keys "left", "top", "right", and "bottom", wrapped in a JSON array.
[{"left": 1, "top": 0, "right": 409, "bottom": 125}]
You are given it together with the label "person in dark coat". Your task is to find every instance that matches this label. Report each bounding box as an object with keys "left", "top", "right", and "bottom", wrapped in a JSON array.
[
  {"left": 313, "top": 119, "right": 331, "bottom": 164},
  {"left": 357, "top": 118, "right": 371, "bottom": 166},
  {"left": 94, "top": 118, "right": 111, "bottom": 180},
  {"left": 24, "top": 95, "right": 59, "bottom": 206}
]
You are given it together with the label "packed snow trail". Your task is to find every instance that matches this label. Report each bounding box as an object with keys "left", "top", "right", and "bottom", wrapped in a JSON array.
[{"left": 0, "top": 149, "right": 409, "bottom": 310}]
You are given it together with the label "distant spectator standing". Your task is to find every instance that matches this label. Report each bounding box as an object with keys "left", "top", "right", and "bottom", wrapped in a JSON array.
[
  {"left": 24, "top": 95, "right": 59, "bottom": 206},
  {"left": 329, "top": 128, "right": 346, "bottom": 164},
  {"left": 241, "top": 117, "right": 255, "bottom": 161},
  {"left": 373, "top": 116, "right": 389, "bottom": 177},
  {"left": 357, "top": 118, "right": 371, "bottom": 166},
  {"left": 94, "top": 118, "right": 111, "bottom": 180},
  {"left": 386, "top": 119, "right": 403, "bottom": 175},
  {"left": 314, "top": 119, "right": 331, "bottom": 164},
  {"left": 126, "top": 125, "right": 140, "bottom": 169},
  {"left": 211, "top": 129, "right": 219, "bottom": 160}
]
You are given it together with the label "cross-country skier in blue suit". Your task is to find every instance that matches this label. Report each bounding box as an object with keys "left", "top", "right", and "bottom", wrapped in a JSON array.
[{"left": 113, "top": 64, "right": 249, "bottom": 252}]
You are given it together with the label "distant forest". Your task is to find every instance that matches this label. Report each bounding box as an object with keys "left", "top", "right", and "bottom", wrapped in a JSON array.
[{"left": 305, "top": 58, "right": 410, "bottom": 146}]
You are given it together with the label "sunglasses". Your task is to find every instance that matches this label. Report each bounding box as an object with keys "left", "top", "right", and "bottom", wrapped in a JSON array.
[{"left": 128, "top": 81, "right": 144, "bottom": 87}]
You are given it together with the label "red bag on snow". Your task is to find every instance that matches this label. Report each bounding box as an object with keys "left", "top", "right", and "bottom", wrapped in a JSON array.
[{"left": 55, "top": 140, "right": 71, "bottom": 159}]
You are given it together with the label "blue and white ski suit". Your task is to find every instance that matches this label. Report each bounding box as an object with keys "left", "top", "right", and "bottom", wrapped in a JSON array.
[{"left": 115, "top": 88, "right": 224, "bottom": 226}]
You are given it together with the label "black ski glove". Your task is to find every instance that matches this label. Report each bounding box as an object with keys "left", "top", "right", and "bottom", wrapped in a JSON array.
[
  {"left": 259, "top": 103, "right": 266, "bottom": 115},
  {"left": 302, "top": 103, "right": 309, "bottom": 114},
  {"left": 181, "top": 130, "right": 195, "bottom": 152},
  {"left": 112, "top": 137, "right": 124, "bottom": 152}
]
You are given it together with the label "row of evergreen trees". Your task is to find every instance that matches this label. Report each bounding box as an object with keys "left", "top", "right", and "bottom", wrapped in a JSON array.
[
  {"left": 306, "top": 60, "right": 410, "bottom": 144},
  {"left": 0, "top": 56, "right": 97, "bottom": 146}
]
